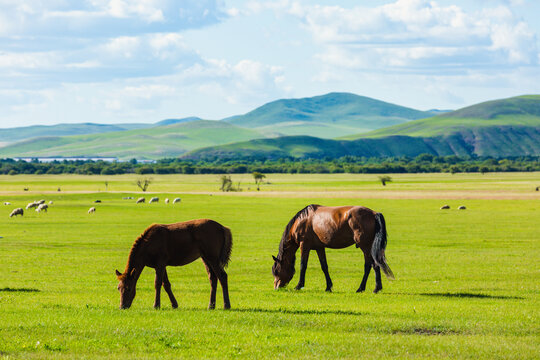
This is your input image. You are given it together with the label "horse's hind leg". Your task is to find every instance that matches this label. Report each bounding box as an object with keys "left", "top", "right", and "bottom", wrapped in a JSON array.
[
  {"left": 162, "top": 269, "right": 178, "bottom": 309},
  {"left": 203, "top": 259, "right": 230, "bottom": 310},
  {"left": 356, "top": 252, "right": 373, "bottom": 293},
  {"left": 203, "top": 262, "right": 218, "bottom": 310},
  {"left": 215, "top": 267, "right": 230, "bottom": 310},
  {"left": 316, "top": 248, "right": 333, "bottom": 292}
]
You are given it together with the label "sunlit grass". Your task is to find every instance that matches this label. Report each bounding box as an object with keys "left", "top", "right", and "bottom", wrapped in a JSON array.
[{"left": 0, "top": 173, "right": 538, "bottom": 359}]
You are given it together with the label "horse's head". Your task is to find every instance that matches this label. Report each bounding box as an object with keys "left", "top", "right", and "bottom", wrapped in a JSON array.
[
  {"left": 116, "top": 269, "right": 137, "bottom": 309},
  {"left": 272, "top": 255, "right": 294, "bottom": 289}
]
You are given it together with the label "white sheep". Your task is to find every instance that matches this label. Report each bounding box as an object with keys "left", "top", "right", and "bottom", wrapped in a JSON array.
[
  {"left": 36, "top": 204, "right": 48, "bottom": 212},
  {"left": 37, "top": 200, "right": 45, "bottom": 205},
  {"left": 136, "top": 197, "right": 145, "bottom": 204},
  {"left": 165, "top": 198, "right": 169, "bottom": 204},
  {"left": 49, "top": 201, "right": 53, "bottom": 205},
  {"left": 440, "top": 205, "right": 450, "bottom": 210},
  {"left": 173, "top": 198, "right": 181, "bottom": 204},
  {"left": 4, "top": 202, "right": 11, "bottom": 205},
  {"left": 26, "top": 202, "right": 39, "bottom": 209},
  {"left": 88, "top": 207, "right": 96, "bottom": 214},
  {"left": 10, "top": 208, "right": 23, "bottom": 217},
  {"left": 149, "top": 197, "right": 159, "bottom": 203}
]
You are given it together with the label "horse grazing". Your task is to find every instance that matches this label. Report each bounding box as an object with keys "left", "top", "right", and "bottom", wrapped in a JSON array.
[
  {"left": 272, "top": 205, "right": 394, "bottom": 293},
  {"left": 116, "top": 219, "right": 232, "bottom": 310}
]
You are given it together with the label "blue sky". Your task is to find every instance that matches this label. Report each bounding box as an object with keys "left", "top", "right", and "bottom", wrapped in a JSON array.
[{"left": 1, "top": 0, "right": 539, "bottom": 127}]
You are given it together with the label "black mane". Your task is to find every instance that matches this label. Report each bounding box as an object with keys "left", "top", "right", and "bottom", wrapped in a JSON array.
[
  {"left": 276, "top": 204, "right": 320, "bottom": 260},
  {"left": 124, "top": 224, "right": 161, "bottom": 275}
]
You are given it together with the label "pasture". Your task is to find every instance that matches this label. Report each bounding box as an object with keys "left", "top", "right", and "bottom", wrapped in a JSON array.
[{"left": 0, "top": 173, "right": 538, "bottom": 359}]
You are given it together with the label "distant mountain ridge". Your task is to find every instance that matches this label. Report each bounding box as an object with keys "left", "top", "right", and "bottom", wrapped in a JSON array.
[
  {"left": 155, "top": 117, "right": 202, "bottom": 126},
  {"left": 0, "top": 122, "right": 151, "bottom": 143},
  {"left": 184, "top": 95, "right": 540, "bottom": 160},
  {"left": 225, "top": 92, "right": 433, "bottom": 138},
  {"left": 183, "top": 126, "right": 540, "bottom": 160},
  {"left": 1, "top": 94, "right": 538, "bottom": 160},
  {"left": 343, "top": 95, "right": 540, "bottom": 139},
  {"left": 0, "top": 120, "right": 265, "bottom": 160}
]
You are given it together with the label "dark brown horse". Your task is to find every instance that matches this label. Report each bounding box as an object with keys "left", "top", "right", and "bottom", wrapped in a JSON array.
[
  {"left": 115, "top": 219, "right": 232, "bottom": 310},
  {"left": 272, "top": 205, "right": 394, "bottom": 293}
]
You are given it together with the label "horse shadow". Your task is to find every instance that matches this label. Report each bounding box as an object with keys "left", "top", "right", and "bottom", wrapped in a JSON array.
[
  {"left": 230, "top": 307, "right": 364, "bottom": 316},
  {"left": 0, "top": 287, "right": 40, "bottom": 293},
  {"left": 386, "top": 292, "right": 524, "bottom": 300}
]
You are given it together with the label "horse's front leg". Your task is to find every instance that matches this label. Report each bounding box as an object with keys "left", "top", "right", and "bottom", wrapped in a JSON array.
[
  {"left": 316, "top": 248, "right": 333, "bottom": 292},
  {"left": 154, "top": 266, "right": 165, "bottom": 309},
  {"left": 295, "top": 242, "right": 310, "bottom": 290},
  {"left": 162, "top": 269, "right": 178, "bottom": 308}
]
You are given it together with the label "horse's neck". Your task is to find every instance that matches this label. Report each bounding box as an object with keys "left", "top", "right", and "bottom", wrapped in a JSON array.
[
  {"left": 279, "top": 238, "right": 298, "bottom": 265},
  {"left": 125, "top": 243, "right": 145, "bottom": 278}
]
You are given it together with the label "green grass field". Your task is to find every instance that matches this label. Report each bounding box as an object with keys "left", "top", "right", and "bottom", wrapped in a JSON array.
[{"left": 0, "top": 173, "right": 538, "bottom": 359}]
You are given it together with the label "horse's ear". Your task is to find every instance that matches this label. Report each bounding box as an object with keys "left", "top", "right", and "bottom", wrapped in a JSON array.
[
  {"left": 115, "top": 269, "right": 122, "bottom": 277},
  {"left": 272, "top": 255, "right": 279, "bottom": 263},
  {"left": 130, "top": 268, "right": 137, "bottom": 277}
]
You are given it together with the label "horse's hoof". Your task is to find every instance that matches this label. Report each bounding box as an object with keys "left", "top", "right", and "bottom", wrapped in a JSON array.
[
  {"left": 224, "top": 304, "right": 231, "bottom": 310},
  {"left": 325, "top": 287, "right": 332, "bottom": 292},
  {"left": 208, "top": 303, "right": 216, "bottom": 310},
  {"left": 373, "top": 288, "right": 382, "bottom": 294},
  {"left": 356, "top": 288, "right": 365, "bottom": 293},
  {"left": 172, "top": 303, "right": 178, "bottom": 309},
  {"left": 295, "top": 285, "right": 304, "bottom": 290}
]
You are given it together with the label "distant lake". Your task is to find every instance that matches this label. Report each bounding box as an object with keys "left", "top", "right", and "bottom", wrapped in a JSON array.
[{"left": 10, "top": 157, "right": 156, "bottom": 163}]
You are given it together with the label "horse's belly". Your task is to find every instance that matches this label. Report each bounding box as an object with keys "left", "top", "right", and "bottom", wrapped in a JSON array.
[
  {"left": 312, "top": 228, "right": 355, "bottom": 249},
  {"left": 167, "top": 241, "right": 201, "bottom": 266}
]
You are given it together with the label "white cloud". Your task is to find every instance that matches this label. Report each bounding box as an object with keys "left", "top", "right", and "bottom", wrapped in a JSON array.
[
  {"left": 0, "top": 0, "right": 226, "bottom": 37},
  {"left": 263, "top": 0, "right": 538, "bottom": 73}
]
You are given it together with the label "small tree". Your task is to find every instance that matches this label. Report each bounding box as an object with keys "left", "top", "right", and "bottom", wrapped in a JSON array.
[
  {"left": 378, "top": 175, "right": 392, "bottom": 186},
  {"left": 252, "top": 172, "right": 266, "bottom": 191},
  {"left": 220, "top": 175, "right": 233, "bottom": 192},
  {"left": 136, "top": 177, "right": 152, "bottom": 192},
  {"left": 220, "top": 175, "right": 242, "bottom": 192}
]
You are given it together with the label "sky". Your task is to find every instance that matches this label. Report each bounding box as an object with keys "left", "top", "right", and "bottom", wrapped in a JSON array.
[{"left": 1, "top": 0, "right": 539, "bottom": 128}]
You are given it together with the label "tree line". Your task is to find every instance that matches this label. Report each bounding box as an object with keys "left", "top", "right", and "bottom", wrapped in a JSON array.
[{"left": 0, "top": 155, "right": 538, "bottom": 175}]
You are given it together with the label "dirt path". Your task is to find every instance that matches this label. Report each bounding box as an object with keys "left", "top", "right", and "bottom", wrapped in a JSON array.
[{"left": 2, "top": 189, "right": 537, "bottom": 200}]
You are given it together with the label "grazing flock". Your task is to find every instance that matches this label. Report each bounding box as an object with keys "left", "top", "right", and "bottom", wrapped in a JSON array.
[{"left": 6, "top": 196, "right": 182, "bottom": 218}]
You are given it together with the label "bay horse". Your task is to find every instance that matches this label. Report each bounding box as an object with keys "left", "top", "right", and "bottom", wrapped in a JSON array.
[
  {"left": 272, "top": 205, "right": 394, "bottom": 293},
  {"left": 115, "top": 219, "right": 232, "bottom": 310}
]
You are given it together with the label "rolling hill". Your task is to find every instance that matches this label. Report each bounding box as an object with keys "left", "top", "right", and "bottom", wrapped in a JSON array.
[
  {"left": 225, "top": 92, "right": 434, "bottom": 138},
  {"left": 185, "top": 95, "right": 540, "bottom": 160},
  {"left": 0, "top": 122, "right": 151, "bottom": 145},
  {"left": 1, "top": 94, "right": 538, "bottom": 160},
  {"left": 0, "top": 120, "right": 265, "bottom": 160},
  {"left": 343, "top": 95, "right": 540, "bottom": 139}
]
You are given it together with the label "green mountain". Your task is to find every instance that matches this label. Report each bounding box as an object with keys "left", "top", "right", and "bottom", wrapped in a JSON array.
[
  {"left": 0, "top": 122, "right": 150, "bottom": 144},
  {"left": 0, "top": 120, "right": 265, "bottom": 160},
  {"left": 226, "top": 92, "right": 433, "bottom": 138},
  {"left": 185, "top": 95, "right": 540, "bottom": 160},
  {"left": 343, "top": 95, "right": 540, "bottom": 139}
]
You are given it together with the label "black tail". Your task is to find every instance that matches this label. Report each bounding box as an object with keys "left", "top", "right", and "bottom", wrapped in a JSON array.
[
  {"left": 371, "top": 212, "right": 395, "bottom": 280},
  {"left": 219, "top": 226, "right": 233, "bottom": 269}
]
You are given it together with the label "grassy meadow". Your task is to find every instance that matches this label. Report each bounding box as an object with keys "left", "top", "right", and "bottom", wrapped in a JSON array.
[{"left": 0, "top": 173, "right": 538, "bottom": 359}]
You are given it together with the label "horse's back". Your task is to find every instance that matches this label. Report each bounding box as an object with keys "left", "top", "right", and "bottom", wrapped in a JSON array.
[
  {"left": 311, "top": 206, "right": 376, "bottom": 249},
  {"left": 164, "top": 219, "right": 229, "bottom": 265}
]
